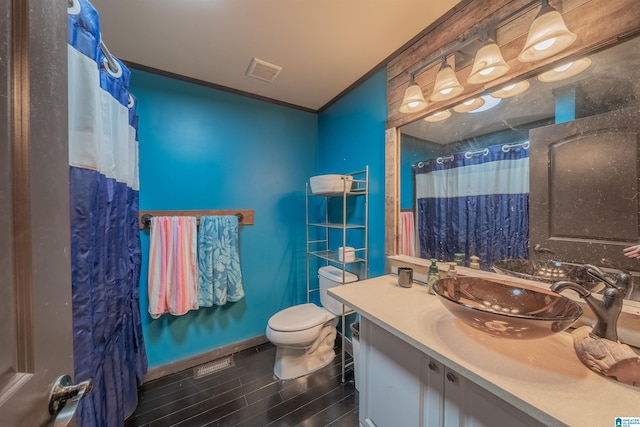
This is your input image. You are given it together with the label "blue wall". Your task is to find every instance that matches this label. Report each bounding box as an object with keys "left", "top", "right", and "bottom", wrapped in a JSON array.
[
  {"left": 131, "top": 67, "right": 388, "bottom": 369},
  {"left": 400, "top": 135, "right": 445, "bottom": 210},
  {"left": 317, "top": 69, "right": 388, "bottom": 279},
  {"left": 132, "top": 70, "right": 318, "bottom": 368}
]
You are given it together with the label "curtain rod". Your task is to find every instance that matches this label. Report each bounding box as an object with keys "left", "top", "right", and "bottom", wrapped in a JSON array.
[{"left": 68, "top": 0, "right": 119, "bottom": 73}]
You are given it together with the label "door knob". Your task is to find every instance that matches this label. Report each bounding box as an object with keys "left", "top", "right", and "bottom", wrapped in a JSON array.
[{"left": 48, "top": 374, "right": 93, "bottom": 426}]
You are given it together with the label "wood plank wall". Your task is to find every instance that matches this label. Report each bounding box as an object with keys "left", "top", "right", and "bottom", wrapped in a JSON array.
[{"left": 387, "top": 0, "right": 640, "bottom": 129}]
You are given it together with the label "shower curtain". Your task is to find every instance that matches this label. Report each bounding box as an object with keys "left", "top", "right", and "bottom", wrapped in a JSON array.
[
  {"left": 68, "top": 1, "right": 147, "bottom": 425},
  {"left": 414, "top": 142, "right": 529, "bottom": 269}
]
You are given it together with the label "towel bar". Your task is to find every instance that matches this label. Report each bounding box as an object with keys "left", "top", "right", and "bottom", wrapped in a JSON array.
[{"left": 138, "top": 209, "right": 254, "bottom": 229}]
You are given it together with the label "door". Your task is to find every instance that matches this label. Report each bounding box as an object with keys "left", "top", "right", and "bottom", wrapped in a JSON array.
[
  {"left": 422, "top": 357, "right": 444, "bottom": 427},
  {"left": 0, "top": 0, "right": 75, "bottom": 425},
  {"left": 529, "top": 106, "right": 640, "bottom": 271},
  {"left": 442, "top": 368, "right": 545, "bottom": 427},
  {"left": 359, "top": 318, "right": 430, "bottom": 427}
]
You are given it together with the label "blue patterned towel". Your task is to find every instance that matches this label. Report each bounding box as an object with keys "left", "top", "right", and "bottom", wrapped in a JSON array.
[{"left": 197, "top": 216, "right": 245, "bottom": 306}]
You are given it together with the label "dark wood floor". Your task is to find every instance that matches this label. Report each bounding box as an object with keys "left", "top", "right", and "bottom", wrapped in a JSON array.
[{"left": 125, "top": 342, "right": 358, "bottom": 427}]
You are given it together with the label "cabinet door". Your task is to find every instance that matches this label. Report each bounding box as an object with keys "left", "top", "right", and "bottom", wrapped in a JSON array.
[
  {"left": 423, "top": 357, "right": 445, "bottom": 427},
  {"left": 360, "top": 318, "right": 433, "bottom": 427},
  {"left": 529, "top": 106, "right": 640, "bottom": 271},
  {"left": 443, "top": 367, "right": 545, "bottom": 427}
]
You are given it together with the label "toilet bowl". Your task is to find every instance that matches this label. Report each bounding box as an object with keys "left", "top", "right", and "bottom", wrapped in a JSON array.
[{"left": 266, "top": 266, "right": 358, "bottom": 380}]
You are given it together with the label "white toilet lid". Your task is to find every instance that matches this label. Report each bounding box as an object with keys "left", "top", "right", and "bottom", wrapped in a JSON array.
[{"left": 268, "top": 303, "right": 331, "bottom": 332}]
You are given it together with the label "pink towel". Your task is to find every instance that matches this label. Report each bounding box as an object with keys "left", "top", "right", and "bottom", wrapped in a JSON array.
[
  {"left": 148, "top": 216, "right": 198, "bottom": 318},
  {"left": 400, "top": 211, "right": 416, "bottom": 257}
]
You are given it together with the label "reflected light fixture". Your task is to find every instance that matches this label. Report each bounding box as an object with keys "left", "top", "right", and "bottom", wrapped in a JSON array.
[
  {"left": 453, "top": 97, "right": 485, "bottom": 113},
  {"left": 518, "top": 0, "right": 577, "bottom": 62},
  {"left": 468, "top": 95, "right": 501, "bottom": 113},
  {"left": 430, "top": 58, "right": 464, "bottom": 102},
  {"left": 399, "top": 76, "right": 428, "bottom": 114},
  {"left": 467, "top": 38, "right": 511, "bottom": 84},
  {"left": 538, "top": 57, "right": 591, "bottom": 82},
  {"left": 490, "top": 80, "right": 531, "bottom": 98},
  {"left": 424, "top": 109, "right": 452, "bottom": 122}
]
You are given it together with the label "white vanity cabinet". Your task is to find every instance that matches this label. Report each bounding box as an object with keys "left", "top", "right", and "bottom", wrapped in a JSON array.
[
  {"left": 359, "top": 318, "right": 546, "bottom": 427},
  {"left": 442, "top": 365, "right": 547, "bottom": 427}
]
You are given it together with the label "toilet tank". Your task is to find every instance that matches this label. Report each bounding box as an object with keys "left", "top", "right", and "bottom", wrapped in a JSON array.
[{"left": 318, "top": 266, "right": 358, "bottom": 315}]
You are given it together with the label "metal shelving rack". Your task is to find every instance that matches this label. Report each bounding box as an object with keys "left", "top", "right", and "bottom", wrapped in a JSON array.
[{"left": 305, "top": 166, "right": 368, "bottom": 382}]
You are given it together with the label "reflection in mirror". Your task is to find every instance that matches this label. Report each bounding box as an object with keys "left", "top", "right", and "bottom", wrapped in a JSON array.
[{"left": 399, "top": 35, "right": 640, "bottom": 301}]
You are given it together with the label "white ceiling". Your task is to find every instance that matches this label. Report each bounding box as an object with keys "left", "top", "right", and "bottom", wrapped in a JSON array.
[{"left": 88, "top": 0, "right": 461, "bottom": 111}]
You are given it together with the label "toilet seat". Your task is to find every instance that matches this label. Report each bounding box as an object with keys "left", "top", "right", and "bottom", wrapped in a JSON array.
[{"left": 268, "top": 303, "right": 333, "bottom": 332}]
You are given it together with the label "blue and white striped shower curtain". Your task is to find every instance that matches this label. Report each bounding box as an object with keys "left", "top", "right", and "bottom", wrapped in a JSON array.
[
  {"left": 68, "top": 1, "right": 147, "bottom": 425},
  {"left": 414, "top": 143, "right": 529, "bottom": 269}
]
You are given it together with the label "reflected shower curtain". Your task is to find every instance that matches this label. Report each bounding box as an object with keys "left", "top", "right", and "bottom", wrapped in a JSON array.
[
  {"left": 68, "top": 1, "right": 147, "bottom": 425},
  {"left": 415, "top": 143, "right": 529, "bottom": 269}
]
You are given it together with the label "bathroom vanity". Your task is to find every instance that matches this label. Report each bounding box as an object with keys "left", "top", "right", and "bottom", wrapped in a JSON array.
[{"left": 328, "top": 274, "right": 640, "bottom": 427}]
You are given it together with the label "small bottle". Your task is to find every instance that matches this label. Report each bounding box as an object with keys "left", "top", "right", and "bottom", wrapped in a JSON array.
[
  {"left": 469, "top": 255, "right": 480, "bottom": 270},
  {"left": 454, "top": 252, "right": 465, "bottom": 266},
  {"left": 446, "top": 262, "right": 458, "bottom": 279},
  {"left": 427, "top": 258, "right": 439, "bottom": 295}
]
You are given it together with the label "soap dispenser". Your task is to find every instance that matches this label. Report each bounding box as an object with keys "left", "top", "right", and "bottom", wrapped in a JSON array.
[{"left": 427, "top": 259, "right": 439, "bottom": 295}]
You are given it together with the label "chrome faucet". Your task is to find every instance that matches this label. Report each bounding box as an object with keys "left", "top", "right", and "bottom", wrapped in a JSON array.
[{"left": 551, "top": 264, "right": 632, "bottom": 341}]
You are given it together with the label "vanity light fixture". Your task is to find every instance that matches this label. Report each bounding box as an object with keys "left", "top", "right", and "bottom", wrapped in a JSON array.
[
  {"left": 537, "top": 57, "right": 591, "bottom": 82},
  {"left": 424, "top": 109, "right": 452, "bottom": 122},
  {"left": 490, "top": 80, "right": 531, "bottom": 98},
  {"left": 467, "top": 38, "right": 511, "bottom": 84},
  {"left": 397, "top": 0, "right": 579, "bottom": 114},
  {"left": 430, "top": 58, "right": 464, "bottom": 102},
  {"left": 518, "top": 0, "right": 577, "bottom": 62},
  {"left": 399, "top": 76, "right": 429, "bottom": 114},
  {"left": 453, "top": 97, "right": 485, "bottom": 113}
]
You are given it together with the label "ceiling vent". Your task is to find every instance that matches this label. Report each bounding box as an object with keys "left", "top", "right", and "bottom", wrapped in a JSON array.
[{"left": 246, "top": 57, "right": 282, "bottom": 83}]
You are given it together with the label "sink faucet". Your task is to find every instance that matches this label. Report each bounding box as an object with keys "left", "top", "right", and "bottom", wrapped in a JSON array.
[
  {"left": 600, "top": 257, "right": 630, "bottom": 274},
  {"left": 551, "top": 265, "right": 632, "bottom": 341}
]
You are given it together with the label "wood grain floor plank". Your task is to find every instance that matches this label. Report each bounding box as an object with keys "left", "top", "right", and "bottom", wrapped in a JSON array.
[
  {"left": 294, "top": 389, "right": 358, "bottom": 427},
  {"left": 125, "top": 342, "right": 359, "bottom": 427}
]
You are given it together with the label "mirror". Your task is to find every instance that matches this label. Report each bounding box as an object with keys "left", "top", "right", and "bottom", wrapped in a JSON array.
[{"left": 397, "top": 34, "right": 640, "bottom": 301}]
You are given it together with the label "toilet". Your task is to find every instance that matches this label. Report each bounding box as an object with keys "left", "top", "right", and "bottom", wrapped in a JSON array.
[{"left": 266, "top": 265, "right": 358, "bottom": 380}]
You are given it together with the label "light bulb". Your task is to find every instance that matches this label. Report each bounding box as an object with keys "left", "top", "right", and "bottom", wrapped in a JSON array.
[
  {"left": 430, "top": 60, "right": 464, "bottom": 101},
  {"left": 554, "top": 62, "right": 573, "bottom": 72},
  {"left": 399, "top": 82, "right": 428, "bottom": 114},
  {"left": 453, "top": 97, "right": 486, "bottom": 113},
  {"left": 538, "top": 57, "right": 591, "bottom": 82},
  {"left": 489, "top": 80, "right": 530, "bottom": 99},
  {"left": 479, "top": 67, "right": 496, "bottom": 75},
  {"left": 518, "top": 5, "right": 576, "bottom": 62},
  {"left": 424, "top": 109, "right": 452, "bottom": 122},
  {"left": 467, "top": 39, "right": 510, "bottom": 84},
  {"left": 534, "top": 38, "right": 557, "bottom": 51}
]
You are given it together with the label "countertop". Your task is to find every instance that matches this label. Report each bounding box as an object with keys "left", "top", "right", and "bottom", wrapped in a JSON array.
[{"left": 328, "top": 274, "right": 640, "bottom": 427}]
